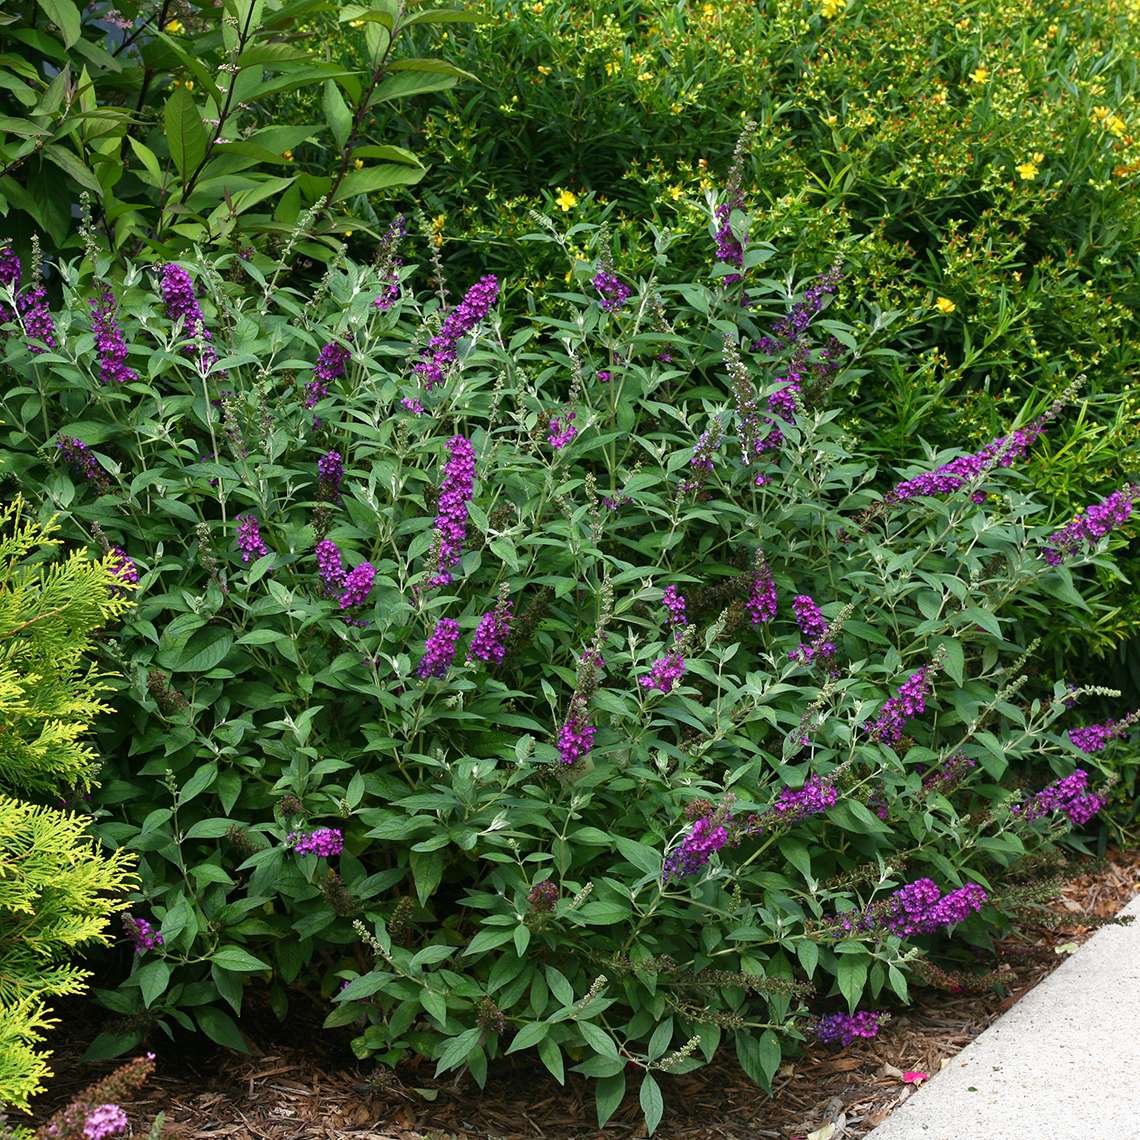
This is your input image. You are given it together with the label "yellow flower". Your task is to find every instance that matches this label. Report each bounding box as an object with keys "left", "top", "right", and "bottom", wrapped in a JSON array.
[
  {"left": 537, "top": 65, "right": 551, "bottom": 75},
  {"left": 604, "top": 60, "right": 619, "bottom": 77},
  {"left": 931, "top": 86, "right": 948, "bottom": 106},
  {"left": 637, "top": 71, "right": 653, "bottom": 82},
  {"left": 823, "top": 113, "right": 838, "bottom": 126},
  {"left": 184, "top": 80, "right": 193, "bottom": 91},
  {"left": 668, "top": 185, "right": 684, "bottom": 200},
  {"left": 164, "top": 18, "right": 184, "bottom": 33},
  {"left": 349, "top": 18, "right": 364, "bottom": 27},
  {"left": 1016, "top": 161, "right": 1038, "bottom": 180},
  {"left": 531, "top": 1, "right": 543, "bottom": 11},
  {"left": 934, "top": 296, "right": 956, "bottom": 314},
  {"left": 353, "top": 158, "right": 364, "bottom": 170},
  {"left": 431, "top": 214, "right": 445, "bottom": 248},
  {"left": 969, "top": 66, "right": 989, "bottom": 84},
  {"left": 820, "top": 0, "right": 846, "bottom": 18},
  {"left": 343, "top": 231, "right": 353, "bottom": 238},
  {"left": 670, "top": 101, "right": 683, "bottom": 113},
  {"left": 282, "top": 150, "right": 294, "bottom": 162},
  {"left": 555, "top": 188, "right": 578, "bottom": 212},
  {"left": 1092, "top": 106, "right": 1127, "bottom": 136}
]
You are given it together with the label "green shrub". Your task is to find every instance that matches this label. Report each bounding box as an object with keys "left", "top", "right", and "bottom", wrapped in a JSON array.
[
  {"left": 0, "top": 500, "right": 137, "bottom": 1113},
  {"left": 1, "top": 212, "right": 1135, "bottom": 1131}
]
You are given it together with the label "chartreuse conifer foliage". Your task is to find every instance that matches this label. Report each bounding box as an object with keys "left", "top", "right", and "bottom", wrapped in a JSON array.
[{"left": 0, "top": 499, "right": 136, "bottom": 1114}]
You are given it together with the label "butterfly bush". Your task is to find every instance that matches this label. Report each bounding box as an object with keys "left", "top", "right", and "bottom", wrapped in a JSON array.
[{"left": 6, "top": 228, "right": 1135, "bottom": 1130}]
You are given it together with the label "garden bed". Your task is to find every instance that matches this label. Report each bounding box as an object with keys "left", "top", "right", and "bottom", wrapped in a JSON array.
[{"left": 32, "top": 849, "right": 1137, "bottom": 1140}]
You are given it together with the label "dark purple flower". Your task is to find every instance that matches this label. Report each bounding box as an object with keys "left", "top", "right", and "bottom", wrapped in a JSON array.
[
  {"left": 661, "top": 585, "right": 687, "bottom": 630},
  {"left": 556, "top": 713, "right": 596, "bottom": 766},
  {"left": 1068, "top": 721, "right": 1122, "bottom": 753},
  {"left": 0, "top": 244, "right": 19, "bottom": 290},
  {"left": 160, "top": 263, "right": 218, "bottom": 371},
  {"left": 414, "top": 275, "right": 499, "bottom": 391},
  {"left": 792, "top": 594, "right": 828, "bottom": 640},
  {"left": 713, "top": 199, "right": 745, "bottom": 284},
  {"left": 1042, "top": 484, "right": 1138, "bottom": 565},
  {"left": 289, "top": 827, "right": 344, "bottom": 857},
  {"left": 867, "top": 666, "right": 935, "bottom": 745},
  {"left": 468, "top": 597, "right": 512, "bottom": 664},
  {"left": 316, "top": 539, "right": 346, "bottom": 595},
  {"left": 769, "top": 774, "right": 837, "bottom": 822},
  {"left": 107, "top": 547, "right": 139, "bottom": 596},
  {"left": 527, "top": 880, "right": 559, "bottom": 912},
  {"left": 318, "top": 450, "right": 344, "bottom": 501},
  {"left": 593, "top": 270, "right": 632, "bottom": 313},
  {"left": 432, "top": 435, "right": 476, "bottom": 586},
  {"left": 921, "top": 754, "right": 976, "bottom": 793},
  {"left": 548, "top": 412, "right": 577, "bottom": 449},
  {"left": 663, "top": 815, "right": 730, "bottom": 881},
  {"left": 90, "top": 289, "right": 138, "bottom": 384},
  {"left": 83, "top": 1103, "right": 129, "bottom": 1140},
  {"left": 307, "top": 341, "right": 350, "bottom": 408},
  {"left": 235, "top": 514, "right": 269, "bottom": 563},
  {"left": 401, "top": 397, "right": 425, "bottom": 414},
  {"left": 19, "top": 284, "right": 57, "bottom": 354},
  {"left": 1012, "top": 769, "right": 1104, "bottom": 826},
  {"left": 639, "top": 652, "right": 686, "bottom": 693},
  {"left": 418, "top": 617, "right": 461, "bottom": 678},
  {"left": 767, "top": 265, "right": 843, "bottom": 349},
  {"left": 597, "top": 370, "right": 612, "bottom": 383},
  {"left": 338, "top": 561, "right": 376, "bottom": 609},
  {"left": 746, "top": 558, "right": 777, "bottom": 624},
  {"left": 56, "top": 436, "right": 104, "bottom": 485},
  {"left": 123, "top": 914, "right": 163, "bottom": 954},
  {"left": 815, "top": 1010, "right": 881, "bottom": 1047}
]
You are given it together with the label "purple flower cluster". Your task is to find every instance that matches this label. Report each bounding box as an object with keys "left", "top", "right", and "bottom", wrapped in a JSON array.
[
  {"left": 662, "top": 584, "right": 688, "bottom": 630},
  {"left": 373, "top": 214, "right": 407, "bottom": 310},
  {"left": 414, "top": 274, "right": 500, "bottom": 390},
  {"left": 548, "top": 412, "right": 577, "bottom": 449},
  {"left": 556, "top": 712, "right": 597, "bottom": 766},
  {"left": 886, "top": 421, "right": 1045, "bottom": 505},
  {"left": 418, "top": 617, "right": 461, "bottom": 678},
  {"left": 689, "top": 416, "right": 724, "bottom": 477},
  {"left": 770, "top": 775, "right": 838, "bottom": 822},
  {"left": 235, "top": 514, "right": 269, "bottom": 563},
  {"left": 815, "top": 1010, "right": 881, "bottom": 1047},
  {"left": 1042, "top": 484, "right": 1138, "bottom": 566},
  {"left": 747, "top": 560, "right": 778, "bottom": 624},
  {"left": 432, "top": 435, "right": 476, "bottom": 587},
  {"left": 663, "top": 815, "right": 731, "bottom": 881},
  {"left": 123, "top": 914, "right": 163, "bottom": 954},
  {"left": 338, "top": 561, "right": 375, "bottom": 610},
  {"left": 307, "top": 341, "right": 351, "bottom": 408},
  {"left": 763, "top": 265, "right": 843, "bottom": 350},
  {"left": 867, "top": 666, "right": 935, "bottom": 745},
  {"left": 468, "top": 600, "right": 513, "bottom": 664},
  {"left": 0, "top": 244, "right": 18, "bottom": 291},
  {"left": 316, "top": 539, "right": 346, "bottom": 594},
  {"left": 1068, "top": 721, "right": 1123, "bottom": 753},
  {"left": 527, "top": 880, "right": 559, "bottom": 912},
  {"left": 83, "top": 1104, "right": 129, "bottom": 1140},
  {"left": 790, "top": 593, "right": 836, "bottom": 664},
  {"left": 57, "top": 436, "right": 103, "bottom": 484},
  {"left": 289, "top": 827, "right": 345, "bottom": 857},
  {"left": 713, "top": 200, "right": 745, "bottom": 284},
  {"left": 317, "top": 450, "right": 344, "bottom": 501},
  {"left": 20, "top": 283, "right": 57, "bottom": 353},
  {"left": 921, "top": 754, "right": 977, "bottom": 793},
  {"left": 401, "top": 396, "right": 425, "bottom": 414},
  {"left": 639, "top": 653, "right": 686, "bottom": 693},
  {"left": 593, "top": 270, "right": 632, "bottom": 313},
  {"left": 1012, "top": 769, "right": 1104, "bottom": 826},
  {"left": 160, "top": 263, "right": 217, "bottom": 370},
  {"left": 90, "top": 290, "right": 138, "bottom": 384},
  {"left": 108, "top": 547, "right": 139, "bottom": 596},
  {"left": 886, "top": 879, "right": 987, "bottom": 937}
]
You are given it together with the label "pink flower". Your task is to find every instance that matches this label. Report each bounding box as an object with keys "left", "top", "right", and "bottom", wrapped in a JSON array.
[{"left": 902, "top": 1070, "right": 928, "bottom": 1084}]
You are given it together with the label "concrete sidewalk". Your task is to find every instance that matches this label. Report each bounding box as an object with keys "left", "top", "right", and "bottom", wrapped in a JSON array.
[{"left": 867, "top": 892, "right": 1140, "bottom": 1140}]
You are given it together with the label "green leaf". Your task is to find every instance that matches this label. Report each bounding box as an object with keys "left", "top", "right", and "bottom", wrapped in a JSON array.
[
  {"left": 614, "top": 836, "right": 661, "bottom": 877},
  {"left": 463, "top": 927, "right": 515, "bottom": 956},
  {"left": 837, "top": 952, "right": 870, "bottom": 1012},
  {"left": 322, "top": 80, "right": 352, "bottom": 150},
  {"left": 538, "top": 1036, "right": 564, "bottom": 1083},
  {"left": 43, "top": 144, "right": 101, "bottom": 193},
  {"left": 331, "top": 163, "right": 425, "bottom": 204},
  {"left": 82, "top": 1026, "right": 144, "bottom": 1061},
  {"left": 179, "top": 761, "right": 217, "bottom": 805},
  {"left": 595, "top": 1071, "right": 626, "bottom": 1128},
  {"left": 36, "top": 0, "right": 81, "bottom": 47},
  {"left": 164, "top": 87, "right": 208, "bottom": 183},
  {"left": 135, "top": 960, "right": 170, "bottom": 1008},
  {"left": 736, "top": 1029, "right": 781, "bottom": 1091},
  {"left": 195, "top": 1007, "right": 249, "bottom": 1052},
  {"left": 434, "top": 1027, "right": 480, "bottom": 1075},
  {"left": 639, "top": 1073, "right": 664, "bottom": 1136},
  {"left": 372, "top": 70, "right": 458, "bottom": 104},
  {"left": 506, "top": 1020, "right": 549, "bottom": 1054},
  {"left": 211, "top": 946, "right": 271, "bottom": 972},
  {"left": 172, "top": 629, "right": 233, "bottom": 673},
  {"left": 578, "top": 1020, "right": 618, "bottom": 1059}
]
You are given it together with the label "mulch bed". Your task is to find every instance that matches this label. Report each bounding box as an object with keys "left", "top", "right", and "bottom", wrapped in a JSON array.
[{"left": 29, "top": 848, "right": 1138, "bottom": 1140}]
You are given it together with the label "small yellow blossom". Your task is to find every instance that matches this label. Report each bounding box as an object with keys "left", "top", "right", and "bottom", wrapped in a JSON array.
[
  {"left": 282, "top": 150, "right": 294, "bottom": 162},
  {"left": 931, "top": 86, "right": 948, "bottom": 106},
  {"left": 955, "top": 16, "right": 971, "bottom": 28},
  {"left": 531, "top": 1, "right": 543, "bottom": 11},
  {"left": 537, "top": 64, "right": 552, "bottom": 75},
  {"left": 1016, "top": 152, "right": 1044, "bottom": 180},
  {"left": 820, "top": 0, "right": 846, "bottom": 18},
  {"left": 969, "top": 66, "right": 989, "bottom": 84},
  {"left": 823, "top": 113, "right": 838, "bottom": 126},
  {"left": 349, "top": 18, "right": 364, "bottom": 27},
  {"left": 668, "top": 185, "right": 684, "bottom": 200},
  {"left": 1046, "top": 22, "right": 1058, "bottom": 36},
  {"left": 555, "top": 188, "right": 578, "bottom": 212},
  {"left": 605, "top": 60, "right": 619, "bottom": 77},
  {"left": 343, "top": 231, "right": 353, "bottom": 238},
  {"left": 701, "top": 2, "right": 715, "bottom": 14},
  {"left": 164, "top": 18, "right": 184, "bottom": 33},
  {"left": 1092, "top": 106, "right": 1127, "bottom": 137},
  {"left": 670, "top": 101, "right": 683, "bottom": 113},
  {"left": 637, "top": 71, "right": 653, "bottom": 82},
  {"left": 353, "top": 158, "right": 364, "bottom": 170},
  {"left": 431, "top": 214, "right": 445, "bottom": 248},
  {"left": 934, "top": 296, "right": 957, "bottom": 314}
]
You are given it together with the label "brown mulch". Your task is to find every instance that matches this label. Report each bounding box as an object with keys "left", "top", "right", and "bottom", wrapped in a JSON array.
[{"left": 30, "top": 848, "right": 1139, "bottom": 1140}]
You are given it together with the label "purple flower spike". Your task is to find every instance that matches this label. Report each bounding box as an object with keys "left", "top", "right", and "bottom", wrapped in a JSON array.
[
  {"left": 432, "top": 435, "right": 476, "bottom": 586},
  {"left": 548, "top": 412, "right": 577, "bottom": 449},
  {"left": 747, "top": 561, "right": 777, "bottom": 624},
  {"left": 414, "top": 275, "right": 499, "bottom": 391},
  {"left": 815, "top": 1010, "right": 881, "bottom": 1047},
  {"left": 316, "top": 539, "right": 346, "bottom": 595},
  {"left": 867, "top": 665, "right": 935, "bottom": 745},
  {"left": 289, "top": 827, "right": 344, "bottom": 857},
  {"left": 556, "top": 714, "right": 596, "bottom": 767},
  {"left": 20, "top": 284, "right": 57, "bottom": 354},
  {"left": 83, "top": 1104, "right": 129, "bottom": 1140},
  {"left": 418, "top": 617, "right": 461, "bottom": 679},
  {"left": 468, "top": 599, "right": 513, "bottom": 665},
  {"left": 235, "top": 514, "right": 269, "bottom": 563},
  {"left": 123, "top": 914, "right": 164, "bottom": 954},
  {"left": 1012, "top": 769, "right": 1105, "bottom": 826},
  {"left": 160, "top": 263, "right": 218, "bottom": 371},
  {"left": 307, "top": 341, "right": 351, "bottom": 407},
  {"left": 639, "top": 652, "right": 686, "bottom": 693},
  {"left": 1042, "top": 484, "right": 1138, "bottom": 565},
  {"left": 338, "top": 561, "right": 376, "bottom": 609},
  {"left": 318, "top": 450, "right": 344, "bottom": 501},
  {"left": 593, "top": 270, "right": 632, "bottom": 313},
  {"left": 663, "top": 815, "right": 731, "bottom": 881},
  {"left": 90, "top": 289, "right": 138, "bottom": 384}
]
